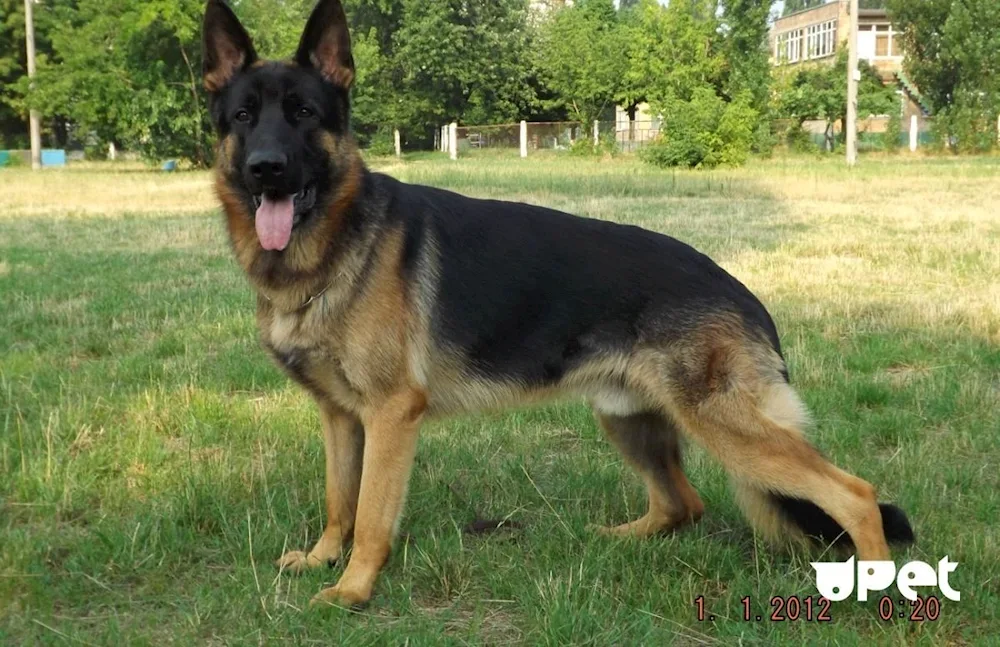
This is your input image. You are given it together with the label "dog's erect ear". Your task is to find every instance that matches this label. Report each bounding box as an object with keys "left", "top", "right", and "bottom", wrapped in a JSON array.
[
  {"left": 202, "top": 0, "right": 257, "bottom": 92},
  {"left": 295, "top": 0, "right": 355, "bottom": 89}
]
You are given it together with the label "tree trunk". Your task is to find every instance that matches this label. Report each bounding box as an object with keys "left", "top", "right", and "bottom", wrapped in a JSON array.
[{"left": 179, "top": 44, "right": 207, "bottom": 167}]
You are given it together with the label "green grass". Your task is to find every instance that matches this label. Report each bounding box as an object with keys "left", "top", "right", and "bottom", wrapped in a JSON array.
[{"left": 2, "top": 153, "right": 999, "bottom": 644}]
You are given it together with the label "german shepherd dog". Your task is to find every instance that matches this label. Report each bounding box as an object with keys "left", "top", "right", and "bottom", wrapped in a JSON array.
[{"left": 202, "top": 0, "right": 913, "bottom": 607}]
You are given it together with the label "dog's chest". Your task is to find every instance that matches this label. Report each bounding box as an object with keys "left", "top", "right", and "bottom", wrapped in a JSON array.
[{"left": 261, "top": 308, "right": 363, "bottom": 409}]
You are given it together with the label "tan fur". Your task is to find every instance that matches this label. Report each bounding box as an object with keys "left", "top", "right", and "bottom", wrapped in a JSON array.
[
  {"left": 310, "top": 36, "right": 355, "bottom": 89},
  {"left": 340, "top": 228, "right": 410, "bottom": 399},
  {"left": 312, "top": 388, "right": 425, "bottom": 607},
  {"left": 277, "top": 404, "right": 363, "bottom": 573},
  {"left": 203, "top": 34, "right": 249, "bottom": 92},
  {"left": 625, "top": 326, "right": 891, "bottom": 561},
  {"left": 595, "top": 412, "right": 704, "bottom": 537},
  {"left": 214, "top": 134, "right": 364, "bottom": 312}
]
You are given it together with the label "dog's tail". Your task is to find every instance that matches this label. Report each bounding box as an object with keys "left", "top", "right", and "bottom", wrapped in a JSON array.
[
  {"left": 729, "top": 381, "right": 915, "bottom": 550},
  {"left": 735, "top": 484, "right": 915, "bottom": 549}
]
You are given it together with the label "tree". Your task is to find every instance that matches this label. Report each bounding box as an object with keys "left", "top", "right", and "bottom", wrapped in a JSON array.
[
  {"left": 0, "top": 0, "right": 78, "bottom": 149},
  {"left": 719, "top": 0, "right": 774, "bottom": 151},
  {"left": 0, "top": 0, "right": 32, "bottom": 147},
  {"left": 391, "top": 0, "right": 537, "bottom": 130},
  {"left": 233, "top": 0, "right": 315, "bottom": 57},
  {"left": 776, "top": 51, "right": 897, "bottom": 150},
  {"left": 887, "top": 0, "right": 999, "bottom": 151},
  {"left": 624, "top": 0, "right": 763, "bottom": 167},
  {"left": 535, "top": 0, "right": 626, "bottom": 123},
  {"left": 782, "top": 0, "right": 827, "bottom": 17},
  {"left": 13, "top": 0, "right": 213, "bottom": 164},
  {"left": 9, "top": 0, "right": 540, "bottom": 160}
]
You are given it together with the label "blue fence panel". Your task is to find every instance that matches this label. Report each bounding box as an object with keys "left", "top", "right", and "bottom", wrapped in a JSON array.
[{"left": 41, "top": 149, "right": 67, "bottom": 167}]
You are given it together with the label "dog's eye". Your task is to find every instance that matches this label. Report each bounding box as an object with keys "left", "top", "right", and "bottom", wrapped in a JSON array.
[
  {"left": 235, "top": 109, "right": 251, "bottom": 123},
  {"left": 297, "top": 107, "right": 314, "bottom": 119}
]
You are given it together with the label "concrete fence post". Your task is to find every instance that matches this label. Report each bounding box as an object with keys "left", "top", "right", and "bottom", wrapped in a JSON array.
[
  {"left": 593, "top": 120, "right": 600, "bottom": 147},
  {"left": 520, "top": 120, "right": 528, "bottom": 158},
  {"left": 394, "top": 129, "right": 401, "bottom": 158},
  {"left": 910, "top": 115, "right": 918, "bottom": 152},
  {"left": 450, "top": 122, "right": 458, "bottom": 161}
]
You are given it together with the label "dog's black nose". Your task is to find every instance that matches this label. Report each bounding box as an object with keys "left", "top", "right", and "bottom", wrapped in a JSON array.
[{"left": 247, "top": 150, "right": 287, "bottom": 183}]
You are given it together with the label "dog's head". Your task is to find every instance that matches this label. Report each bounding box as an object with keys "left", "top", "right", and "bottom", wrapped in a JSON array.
[{"left": 203, "top": 0, "right": 355, "bottom": 253}]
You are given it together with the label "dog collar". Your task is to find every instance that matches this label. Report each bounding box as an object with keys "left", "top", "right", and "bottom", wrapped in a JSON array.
[{"left": 261, "top": 279, "right": 335, "bottom": 311}]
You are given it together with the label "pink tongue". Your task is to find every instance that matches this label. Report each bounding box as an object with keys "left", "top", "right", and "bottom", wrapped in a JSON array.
[{"left": 255, "top": 196, "right": 294, "bottom": 251}]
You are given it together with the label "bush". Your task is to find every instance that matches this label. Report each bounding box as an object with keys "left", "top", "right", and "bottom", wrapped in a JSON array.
[
  {"left": 640, "top": 89, "right": 757, "bottom": 169},
  {"left": 884, "top": 109, "right": 902, "bottom": 153},
  {"left": 598, "top": 131, "right": 620, "bottom": 158},
  {"left": 1, "top": 152, "right": 26, "bottom": 168},
  {"left": 751, "top": 121, "right": 778, "bottom": 158},
  {"left": 569, "top": 137, "right": 598, "bottom": 156},
  {"left": 568, "top": 132, "right": 620, "bottom": 158},
  {"left": 784, "top": 124, "right": 817, "bottom": 153},
  {"left": 364, "top": 126, "right": 397, "bottom": 157},
  {"left": 930, "top": 93, "right": 997, "bottom": 154}
]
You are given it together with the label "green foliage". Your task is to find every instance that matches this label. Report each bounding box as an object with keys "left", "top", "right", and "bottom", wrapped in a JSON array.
[
  {"left": 618, "top": 0, "right": 771, "bottom": 167},
  {"left": 387, "top": 0, "right": 538, "bottom": 136},
  {"left": 535, "top": 0, "right": 626, "bottom": 124},
  {"left": 4, "top": 0, "right": 774, "bottom": 165},
  {"left": 569, "top": 137, "right": 598, "bottom": 157},
  {"left": 364, "top": 125, "right": 397, "bottom": 157},
  {"left": 628, "top": 0, "right": 725, "bottom": 108},
  {"left": 11, "top": 0, "right": 213, "bottom": 165},
  {"left": 888, "top": 0, "right": 1000, "bottom": 152},
  {"left": 782, "top": 0, "right": 826, "bottom": 17},
  {"left": 0, "top": 0, "right": 28, "bottom": 147},
  {"left": 883, "top": 108, "right": 902, "bottom": 152},
  {"left": 0, "top": 0, "right": 78, "bottom": 148},
  {"left": 774, "top": 51, "right": 898, "bottom": 151},
  {"left": 640, "top": 89, "right": 757, "bottom": 168},
  {"left": 719, "top": 0, "right": 774, "bottom": 153},
  {"left": 1, "top": 151, "right": 25, "bottom": 167},
  {"left": 934, "top": 92, "right": 998, "bottom": 154},
  {"left": 233, "top": 0, "right": 315, "bottom": 57},
  {"left": 783, "top": 123, "right": 818, "bottom": 153},
  {"left": 568, "top": 130, "right": 620, "bottom": 158}
]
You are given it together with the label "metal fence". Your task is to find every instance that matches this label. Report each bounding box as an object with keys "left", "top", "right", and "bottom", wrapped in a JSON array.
[
  {"left": 599, "top": 120, "right": 661, "bottom": 152},
  {"left": 439, "top": 120, "right": 663, "bottom": 157},
  {"left": 772, "top": 115, "right": 938, "bottom": 152},
  {"left": 453, "top": 121, "right": 583, "bottom": 152}
]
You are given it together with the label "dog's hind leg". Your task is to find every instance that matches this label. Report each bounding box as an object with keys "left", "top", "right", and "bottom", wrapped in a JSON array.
[
  {"left": 594, "top": 411, "right": 704, "bottom": 537},
  {"left": 644, "top": 334, "right": 910, "bottom": 560},
  {"left": 277, "top": 402, "right": 364, "bottom": 573}
]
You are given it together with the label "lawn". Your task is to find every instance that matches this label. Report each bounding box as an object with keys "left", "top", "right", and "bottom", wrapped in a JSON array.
[{"left": 1, "top": 152, "right": 998, "bottom": 645}]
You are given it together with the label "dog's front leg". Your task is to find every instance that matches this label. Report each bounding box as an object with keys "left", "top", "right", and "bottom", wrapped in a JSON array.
[
  {"left": 311, "top": 388, "right": 425, "bottom": 608},
  {"left": 277, "top": 402, "right": 363, "bottom": 573}
]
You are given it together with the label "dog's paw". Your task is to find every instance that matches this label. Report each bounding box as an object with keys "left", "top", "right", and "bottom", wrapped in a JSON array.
[
  {"left": 309, "top": 584, "right": 371, "bottom": 610},
  {"left": 275, "top": 550, "right": 335, "bottom": 574}
]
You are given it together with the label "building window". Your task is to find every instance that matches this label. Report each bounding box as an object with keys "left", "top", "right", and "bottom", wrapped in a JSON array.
[
  {"left": 775, "top": 28, "right": 803, "bottom": 63},
  {"left": 775, "top": 19, "right": 836, "bottom": 64},
  {"left": 871, "top": 23, "right": 899, "bottom": 58},
  {"left": 806, "top": 19, "right": 837, "bottom": 59}
]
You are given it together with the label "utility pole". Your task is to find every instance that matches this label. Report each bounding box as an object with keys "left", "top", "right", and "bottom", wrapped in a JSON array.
[
  {"left": 846, "top": 0, "right": 859, "bottom": 167},
  {"left": 24, "top": 0, "right": 42, "bottom": 170}
]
